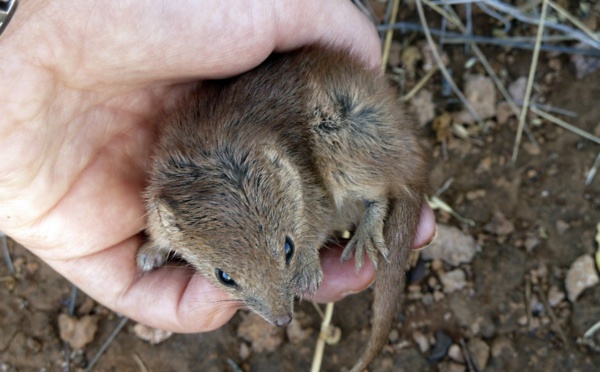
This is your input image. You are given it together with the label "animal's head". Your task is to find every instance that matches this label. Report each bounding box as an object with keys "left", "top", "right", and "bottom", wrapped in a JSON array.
[{"left": 145, "top": 144, "right": 322, "bottom": 326}]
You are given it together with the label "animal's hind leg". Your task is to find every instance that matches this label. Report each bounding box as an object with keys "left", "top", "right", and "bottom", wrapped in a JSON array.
[{"left": 340, "top": 198, "right": 389, "bottom": 272}]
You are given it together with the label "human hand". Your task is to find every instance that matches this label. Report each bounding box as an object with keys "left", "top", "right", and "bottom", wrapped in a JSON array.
[{"left": 0, "top": 0, "right": 436, "bottom": 332}]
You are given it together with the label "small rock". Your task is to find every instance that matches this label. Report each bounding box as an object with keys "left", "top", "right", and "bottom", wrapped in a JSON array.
[
  {"left": 438, "top": 361, "right": 466, "bottom": 372},
  {"left": 286, "top": 318, "right": 313, "bottom": 344},
  {"left": 523, "top": 142, "right": 541, "bottom": 155},
  {"left": 455, "top": 74, "right": 497, "bottom": 124},
  {"left": 467, "top": 337, "right": 490, "bottom": 370},
  {"left": 410, "top": 89, "right": 435, "bottom": 126},
  {"left": 421, "top": 225, "right": 480, "bottom": 266},
  {"left": 524, "top": 234, "right": 541, "bottom": 252},
  {"left": 469, "top": 315, "right": 496, "bottom": 338},
  {"left": 77, "top": 297, "right": 96, "bottom": 316},
  {"left": 509, "top": 77, "right": 527, "bottom": 102},
  {"left": 237, "top": 313, "right": 284, "bottom": 353},
  {"left": 429, "top": 330, "right": 453, "bottom": 361},
  {"left": 491, "top": 337, "right": 517, "bottom": 358},
  {"left": 239, "top": 342, "right": 251, "bottom": 360},
  {"left": 570, "top": 41, "right": 600, "bottom": 79},
  {"left": 58, "top": 314, "right": 99, "bottom": 349},
  {"left": 422, "top": 293, "right": 434, "bottom": 306},
  {"left": 448, "top": 344, "right": 465, "bottom": 363},
  {"left": 26, "top": 337, "right": 42, "bottom": 353},
  {"left": 433, "top": 290, "right": 445, "bottom": 302},
  {"left": 555, "top": 220, "right": 570, "bottom": 235},
  {"left": 387, "top": 41, "right": 402, "bottom": 68},
  {"left": 547, "top": 285, "right": 565, "bottom": 307},
  {"left": 412, "top": 331, "right": 430, "bottom": 354},
  {"left": 465, "top": 189, "right": 486, "bottom": 200},
  {"left": 565, "top": 255, "right": 600, "bottom": 302},
  {"left": 496, "top": 101, "right": 515, "bottom": 125},
  {"left": 440, "top": 269, "right": 467, "bottom": 293},
  {"left": 388, "top": 329, "right": 400, "bottom": 343},
  {"left": 476, "top": 156, "right": 493, "bottom": 174},
  {"left": 484, "top": 211, "right": 515, "bottom": 236},
  {"left": 133, "top": 323, "right": 173, "bottom": 345},
  {"left": 431, "top": 259, "right": 444, "bottom": 272},
  {"left": 401, "top": 45, "right": 422, "bottom": 78}
]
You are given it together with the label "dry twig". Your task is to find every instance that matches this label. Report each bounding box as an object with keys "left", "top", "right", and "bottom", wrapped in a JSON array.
[
  {"left": 84, "top": 317, "right": 129, "bottom": 372},
  {"left": 511, "top": 0, "right": 549, "bottom": 163}
]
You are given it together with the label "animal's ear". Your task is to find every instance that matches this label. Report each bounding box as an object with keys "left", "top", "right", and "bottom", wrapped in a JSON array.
[
  {"left": 153, "top": 197, "right": 180, "bottom": 233},
  {"left": 259, "top": 147, "right": 301, "bottom": 182}
]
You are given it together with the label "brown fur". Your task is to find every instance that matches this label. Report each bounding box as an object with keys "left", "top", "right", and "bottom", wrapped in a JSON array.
[{"left": 138, "top": 46, "right": 428, "bottom": 371}]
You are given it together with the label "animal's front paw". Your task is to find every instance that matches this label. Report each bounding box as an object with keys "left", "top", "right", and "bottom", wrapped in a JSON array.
[
  {"left": 340, "top": 224, "right": 388, "bottom": 272},
  {"left": 136, "top": 242, "right": 169, "bottom": 272},
  {"left": 293, "top": 259, "right": 323, "bottom": 298}
]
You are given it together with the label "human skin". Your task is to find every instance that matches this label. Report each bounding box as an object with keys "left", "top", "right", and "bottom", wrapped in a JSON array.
[{"left": 0, "top": 0, "right": 436, "bottom": 332}]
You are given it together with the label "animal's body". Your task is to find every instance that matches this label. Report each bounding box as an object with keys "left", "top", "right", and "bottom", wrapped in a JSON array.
[{"left": 138, "top": 45, "right": 428, "bottom": 371}]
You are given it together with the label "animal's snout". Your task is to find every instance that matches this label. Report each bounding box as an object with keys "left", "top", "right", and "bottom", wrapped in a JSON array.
[{"left": 274, "top": 314, "right": 292, "bottom": 327}]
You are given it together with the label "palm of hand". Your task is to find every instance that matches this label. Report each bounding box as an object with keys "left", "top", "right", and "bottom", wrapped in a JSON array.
[{"left": 0, "top": 0, "right": 430, "bottom": 333}]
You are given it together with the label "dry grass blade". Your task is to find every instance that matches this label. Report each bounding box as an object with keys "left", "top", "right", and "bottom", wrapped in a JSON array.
[
  {"left": 381, "top": 0, "right": 401, "bottom": 73},
  {"left": 400, "top": 66, "right": 438, "bottom": 102},
  {"left": 511, "top": 0, "right": 549, "bottom": 164},
  {"left": 530, "top": 106, "right": 600, "bottom": 145},
  {"left": 586, "top": 153, "right": 600, "bottom": 186},
  {"left": 546, "top": 0, "right": 599, "bottom": 43},
  {"left": 84, "top": 317, "right": 129, "bottom": 372},
  {"left": 415, "top": 0, "right": 483, "bottom": 126},
  {"left": 535, "top": 284, "right": 569, "bottom": 346},
  {"left": 132, "top": 353, "right": 149, "bottom": 372},
  {"left": 310, "top": 302, "right": 335, "bottom": 372}
]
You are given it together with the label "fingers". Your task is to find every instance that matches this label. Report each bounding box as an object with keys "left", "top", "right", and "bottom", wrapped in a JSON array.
[
  {"left": 413, "top": 202, "right": 437, "bottom": 250},
  {"left": 47, "top": 236, "right": 235, "bottom": 333},
  {"left": 314, "top": 202, "right": 436, "bottom": 303},
  {"left": 10, "top": 0, "right": 380, "bottom": 87}
]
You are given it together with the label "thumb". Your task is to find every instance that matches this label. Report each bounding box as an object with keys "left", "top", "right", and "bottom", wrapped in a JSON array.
[{"left": 9, "top": 0, "right": 380, "bottom": 87}]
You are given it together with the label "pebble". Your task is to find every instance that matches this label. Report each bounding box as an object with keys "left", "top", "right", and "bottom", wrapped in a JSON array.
[
  {"left": 237, "top": 313, "right": 284, "bottom": 353},
  {"left": 388, "top": 329, "right": 400, "bottom": 343},
  {"left": 439, "top": 361, "right": 466, "bottom": 372},
  {"left": 421, "top": 224, "right": 480, "bottom": 266},
  {"left": 547, "top": 285, "right": 565, "bottom": 307},
  {"left": 448, "top": 344, "right": 465, "bottom": 363},
  {"left": 440, "top": 269, "right": 468, "bottom": 293},
  {"left": 286, "top": 318, "right": 313, "bottom": 344},
  {"left": 239, "top": 342, "right": 251, "bottom": 360},
  {"left": 455, "top": 74, "right": 496, "bottom": 123},
  {"left": 491, "top": 337, "right": 516, "bottom": 359},
  {"left": 133, "top": 323, "right": 173, "bottom": 345},
  {"left": 428, "top": 331, "right": 452, "bottom": 361},
  {"left": 431, "top": 259, "right": 444, "bottom": 272},
  {"left": 565, "top": 254, "right": 600, "bottom": 302},
  {"left": 555, "top": 220, "right": 570, "bottom": 235},
  {"left": 467, "top": 337, "right": 490, "bottom": 370},
  {"left": 484, "top": 211, "right": 515, "bottom": 236},
  {"left": 412, "top": 331, "right": 430, "bottom": 354}
]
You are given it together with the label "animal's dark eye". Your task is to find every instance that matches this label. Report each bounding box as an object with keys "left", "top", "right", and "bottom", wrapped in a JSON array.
[
  {"left": 215, "top": 269, "right": 236, "bottom": 287},
  {"left": 284, "top": 236, "right": 295, "bottom": 264}
]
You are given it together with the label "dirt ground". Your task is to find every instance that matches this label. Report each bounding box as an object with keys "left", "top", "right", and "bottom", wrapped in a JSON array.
[{"left": 2, "top": 4, "right": 600, "bottom": 372}]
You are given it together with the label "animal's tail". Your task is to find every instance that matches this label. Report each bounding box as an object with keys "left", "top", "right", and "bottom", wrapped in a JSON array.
[{"left": 350, "top": 191, "right": 423, "bottom": 372}]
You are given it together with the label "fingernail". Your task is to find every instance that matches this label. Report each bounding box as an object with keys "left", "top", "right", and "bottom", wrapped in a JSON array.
[{"left": 413, "top": 223, "right": 438, "bottom": 251}]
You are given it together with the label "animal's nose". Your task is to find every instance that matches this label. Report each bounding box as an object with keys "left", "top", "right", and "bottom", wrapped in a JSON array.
[{"left": 274, "top": 314, "right": 292, "bottom": 327}]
